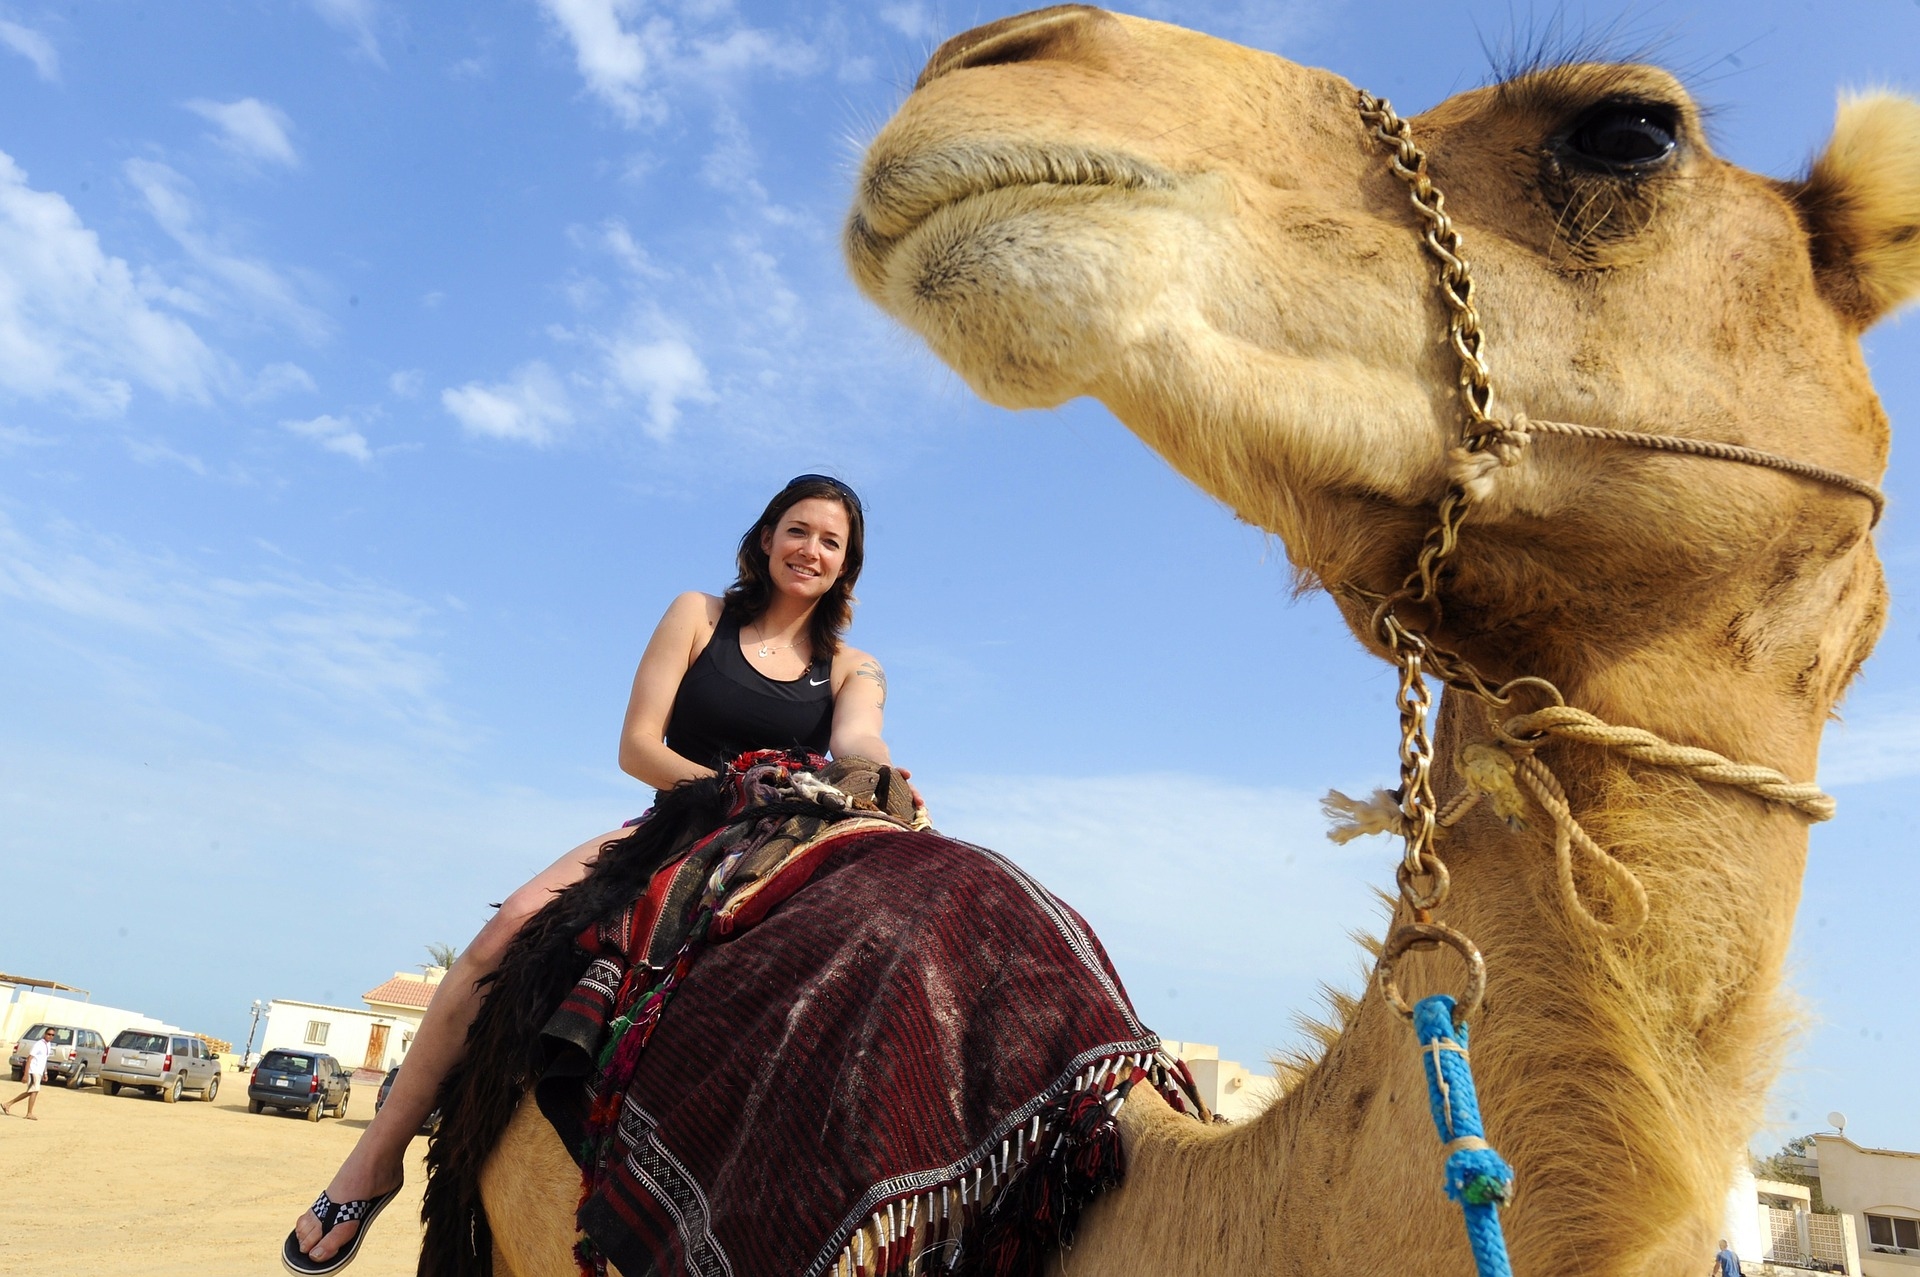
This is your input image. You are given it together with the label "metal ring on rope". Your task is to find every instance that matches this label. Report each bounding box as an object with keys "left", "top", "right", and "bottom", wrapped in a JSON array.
[
  {"left": 1395, "top": 853, "right": 1451, "bottom": 911},
  {"left": 1377, "top": 921, "right": 1487, "bottom": 1024}
]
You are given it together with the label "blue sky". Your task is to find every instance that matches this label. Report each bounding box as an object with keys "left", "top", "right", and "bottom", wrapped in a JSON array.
[{"left": 0, "top": 0, "right": 1915, "bottom": 1154}]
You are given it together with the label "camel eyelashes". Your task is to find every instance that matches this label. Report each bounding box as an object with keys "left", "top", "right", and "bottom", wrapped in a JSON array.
[{"left": 1559, "top": 101, "right": 1680, "bottom": 173}]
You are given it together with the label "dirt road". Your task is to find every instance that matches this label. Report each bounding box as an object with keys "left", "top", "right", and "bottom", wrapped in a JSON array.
[{"left": 0, "top": 1064, "right": 430, "bottom": 1275}]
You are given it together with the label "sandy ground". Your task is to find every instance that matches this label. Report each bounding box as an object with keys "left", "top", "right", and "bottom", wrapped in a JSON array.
[{"left": 0, "top": 1063, "right": 430, "bottom": 1276}]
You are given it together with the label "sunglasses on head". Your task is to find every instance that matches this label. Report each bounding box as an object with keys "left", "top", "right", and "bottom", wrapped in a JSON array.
[{"left": 787, "top": 473, "right": 863, "bottom": 513}]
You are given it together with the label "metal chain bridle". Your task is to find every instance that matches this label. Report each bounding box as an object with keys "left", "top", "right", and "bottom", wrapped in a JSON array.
[
  {"left": 1349, "top": 89, "right": 1879, "bottom": 1025},
  {"left": 1356, "top": 89, "right": 1506, "bottom": 1017}
]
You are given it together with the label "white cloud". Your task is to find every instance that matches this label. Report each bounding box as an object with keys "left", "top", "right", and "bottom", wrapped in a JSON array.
[
  {"left": 125, "top": 437, "right": 210, "bottom": 475},
  {"left": 123, "top": 159, "right": 330, "bottom": 342},
  {"left": 0, "top": 149, "right": 223, "bottom": 413},
  {"left": 0, "top": 18, "right": 57, "bottom": 81},
  {"left": 0, "top": 512, "right": 442, "bottom": 715},
  {"left": 877, "top": 3, "right": 940, "bottom": 43},
  {"left": 123, "top": 435, "right": 257, "bottom": 483},
  {"left": 701, "top": 108, "right": 775, "bottom": 210},
  {"left": 388, "top": 368, "right": 424, "bottom": 397},
  {"left": 605, "top": 332, "right": 711, "bottom": 438},
  {"left": 185, "top": 98, "right": 299, "bottom": 167},
  {"left": 598, "top": 218, "right": 666, "bottom": 279},
  {"left": 1819, "top": 691, "right": 1920, "bottom": 787},
  {"left": 934, "top": 773, "right": 1377, "bottom": 975},
  {"left": 309, "top": 0, "right": 384, "bottom": 63},
  {"left": 538, "top": 0, "right": 658, "bottom": 127},
  {"left": 930, "top": 771, "right": 1386, "bottom": 1062},
  {"left": 284, "top": 412, "right": 373, "bottom": 464},
  {"left": 247, "top": 361, "right": 317, "bottom": 402},
  {"left": 441, "top": 361, "right": 573, "bottom": 445},
  {"left": 0, "top": 423, "right": 55, "bottom": 451},
  {"left": 683, "top": 26, "right": 816, "bottom": 78},
  {"left": 536, "top": 0, "right": 819, "bottom": 128}
]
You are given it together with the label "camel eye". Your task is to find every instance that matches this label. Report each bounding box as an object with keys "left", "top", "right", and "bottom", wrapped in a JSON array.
[{"left": 1563, "top": 104, "right": 1678, "bottom": 172}]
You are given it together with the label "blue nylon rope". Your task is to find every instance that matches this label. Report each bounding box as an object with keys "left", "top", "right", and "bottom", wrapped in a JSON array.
[{"left": 1413, "top": 995, "right": 1516, "bottom": 1277}]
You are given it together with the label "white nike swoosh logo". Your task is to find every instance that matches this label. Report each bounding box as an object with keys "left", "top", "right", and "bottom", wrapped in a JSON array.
[{"left": 809, "top": 677, "right": 830, "bottom": 686}]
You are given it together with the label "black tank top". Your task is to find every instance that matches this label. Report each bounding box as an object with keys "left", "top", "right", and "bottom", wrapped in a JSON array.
[{"left": 664, "top": 614, "right": 834, "bottom": 771}]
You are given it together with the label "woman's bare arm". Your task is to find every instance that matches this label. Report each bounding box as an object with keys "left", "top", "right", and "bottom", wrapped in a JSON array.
[
  {"left": 618, "top": 592, "right": 722, "bottom": 789},
  {"left": 829, "top": 648, "right": 891, "bottom": 765}
]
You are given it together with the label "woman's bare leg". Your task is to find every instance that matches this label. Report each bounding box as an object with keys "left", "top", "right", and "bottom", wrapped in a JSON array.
[{"left": 292, "top": 826, "right": 626, "bottom": 1264}]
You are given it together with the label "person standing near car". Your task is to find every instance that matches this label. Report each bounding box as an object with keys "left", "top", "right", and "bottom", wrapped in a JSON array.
[{"left": 2, "top": 1028, "right": 55, "bottom": 1119}]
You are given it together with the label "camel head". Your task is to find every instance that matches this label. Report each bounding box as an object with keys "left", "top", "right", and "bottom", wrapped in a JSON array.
[{"left": 848, "top": 5, "right": 1920, "bottom": 704}]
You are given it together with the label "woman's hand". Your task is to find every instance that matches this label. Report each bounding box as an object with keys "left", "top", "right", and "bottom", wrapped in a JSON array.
[{"left": 894, "top": 766, "right": 928, "bottom": 821}]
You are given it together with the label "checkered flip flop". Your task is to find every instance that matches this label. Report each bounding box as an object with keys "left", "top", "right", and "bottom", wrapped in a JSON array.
[{"left": 282, "top": 1185, "right": 401, "bottom": 1275}]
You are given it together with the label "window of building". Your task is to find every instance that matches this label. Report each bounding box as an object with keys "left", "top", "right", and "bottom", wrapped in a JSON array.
[
  {"left": 1867, "top": 1214, "right": 1920, "bottom": 1252},
  {"left": 401, "top": 1030, "right": 414, "bottom": 1054},
  {"left": 304, "top": 1021, "right": 330, "bottom": 1046}
]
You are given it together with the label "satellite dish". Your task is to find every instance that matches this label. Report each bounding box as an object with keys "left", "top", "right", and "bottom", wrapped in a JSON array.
[{"left": 1828, "top": 1111, "right": 1847, "bottom": 1133}]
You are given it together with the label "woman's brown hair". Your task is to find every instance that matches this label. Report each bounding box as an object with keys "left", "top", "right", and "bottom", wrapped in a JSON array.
[{"left": 721, "top": 475, "right": 865, "bottom": 660}]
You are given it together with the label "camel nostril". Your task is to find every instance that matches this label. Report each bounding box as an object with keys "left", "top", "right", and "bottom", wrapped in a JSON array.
[{"left": 915, "top": 5, "right": 1113, "bottom": 91}]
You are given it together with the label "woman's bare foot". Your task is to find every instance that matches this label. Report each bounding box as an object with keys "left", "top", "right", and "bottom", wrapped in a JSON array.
[{"left": 291, "top": 1143, "right": 405, "bottom": 1263}]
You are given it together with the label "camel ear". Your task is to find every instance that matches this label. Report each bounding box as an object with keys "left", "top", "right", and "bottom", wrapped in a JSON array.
[{"left": 1795, "top": 92, "right": 1920, "bottom": 330}]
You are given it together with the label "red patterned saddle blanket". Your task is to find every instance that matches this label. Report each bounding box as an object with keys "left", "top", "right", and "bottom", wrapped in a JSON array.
[{"left": 532, "top": 752, "right": 1202, "bottom": 1277}]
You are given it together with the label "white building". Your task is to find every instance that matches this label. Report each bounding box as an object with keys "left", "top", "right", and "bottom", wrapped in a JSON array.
[
  {"left": 1816, "top": 1133, "right": 1920, "bottom": 1277},
  {"left": 0, "top": 973, "right": 172, "bottom": 1051},
  {"left": 260, "top": 968, "right": 443, "bottom": 1074},
  {"left": 1724, "top": 1162, "right": 1864, "bottom": 1275},
  {"left": 1160, "top": 1038, "right": 1281, "bottom": 1123}
]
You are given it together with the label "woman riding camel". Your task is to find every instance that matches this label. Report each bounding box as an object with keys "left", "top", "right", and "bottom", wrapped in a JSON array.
[{"left": 284, "top": 474, "right": 892, "bottom": 1274}]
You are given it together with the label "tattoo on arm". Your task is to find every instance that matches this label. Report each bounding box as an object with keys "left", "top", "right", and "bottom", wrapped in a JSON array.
[{"left": 854, "top": 659, "right": 887, "bottom": 708}]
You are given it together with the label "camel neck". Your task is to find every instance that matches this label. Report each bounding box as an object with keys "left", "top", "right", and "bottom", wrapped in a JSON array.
[{"left": 1072, "top": 558, "right": 1879, "bottom": 1277}]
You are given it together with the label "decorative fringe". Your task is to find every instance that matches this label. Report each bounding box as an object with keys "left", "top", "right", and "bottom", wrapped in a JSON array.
[{"left": 818, "top": 1053, "right": 1183, "bottom": 1277}]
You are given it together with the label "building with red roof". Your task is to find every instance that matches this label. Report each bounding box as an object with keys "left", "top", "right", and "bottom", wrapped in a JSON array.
[{"left": 258, "top": 966, "right": 447, "bottom": 1074}]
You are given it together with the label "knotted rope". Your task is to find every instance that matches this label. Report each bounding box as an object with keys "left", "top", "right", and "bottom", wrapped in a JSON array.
[
  {"left": 1497, "top": 705, "right": 1836, "bottom": 820},
  {"left": 1413, "top": 995, "right": 1515, "bottom": 1277},
  {"left": 1324, "top": 702, "right": 1836, "bottom": 938}
]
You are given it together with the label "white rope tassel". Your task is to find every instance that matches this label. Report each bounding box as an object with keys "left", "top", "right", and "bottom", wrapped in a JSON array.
[
  {"left": 1322, "top": 787, "right": 1406, "bottom": 843},
  {"left": 789, "top": 769, "right": 851, "bottom": 810}
]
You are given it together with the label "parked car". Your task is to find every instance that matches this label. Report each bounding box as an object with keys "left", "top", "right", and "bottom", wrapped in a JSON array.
[
  {"left": 8, "top": 1024, "right": 107, "bottom": 1088},
  {"left": 248, "top": 1049, "right": 350, "bottom": 1122},
  {"left": 374, "top": 1065, "right": 439, "bottom": 1135},
  {"left": 100, "top": 1029, "right": 221, "bottom": 1103}
]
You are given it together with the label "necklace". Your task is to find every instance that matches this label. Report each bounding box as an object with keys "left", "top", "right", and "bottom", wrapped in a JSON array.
[{"left": 747, "top": 620, "right": 804, "bottom": 660}]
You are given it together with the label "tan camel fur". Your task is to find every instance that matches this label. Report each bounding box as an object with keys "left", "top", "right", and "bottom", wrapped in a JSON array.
[{"left": 478, "top": 7, "right": 1920, "bottom": 1275}]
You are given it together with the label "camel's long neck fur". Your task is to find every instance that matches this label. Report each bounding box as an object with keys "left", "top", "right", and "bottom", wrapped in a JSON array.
[{"left": 1063, "top": 537, "right": 1883, "bottom": 1277}]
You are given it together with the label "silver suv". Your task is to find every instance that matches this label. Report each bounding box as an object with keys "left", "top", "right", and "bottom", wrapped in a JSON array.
[
  {"left": 101, "top": 1029, "right": 221, "bottom": 1103},
  {"left": 8, "top": 1024, "right": 108, "bottom": 1088}
]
